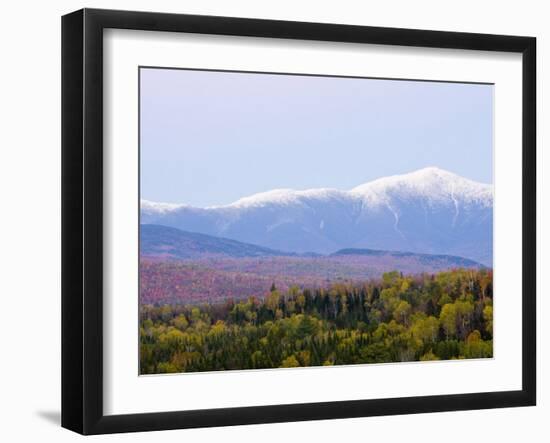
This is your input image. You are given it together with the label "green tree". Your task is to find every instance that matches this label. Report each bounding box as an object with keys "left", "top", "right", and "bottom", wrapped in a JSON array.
[
  {"left": 280, "top": 355, "right": 300, "bottom": 368},
  {"left": 439, "top": 303, "right": 457, "bottom": 338},
  {"left": 411, "top": 316, "right": 439, "bottom": 344},
  {"left": 393, "top": 300, "right": 412, "bottom": 325}
]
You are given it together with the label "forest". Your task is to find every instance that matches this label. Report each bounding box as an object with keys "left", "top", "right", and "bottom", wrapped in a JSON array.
[{"left": 139, "top": 268, "right": 493, "bottom": 374}]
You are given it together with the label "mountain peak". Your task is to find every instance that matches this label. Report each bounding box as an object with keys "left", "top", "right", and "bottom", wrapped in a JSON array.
[
  {"left": 350, "top": 167, "right": 492, "bottom": 207},
  {"left": 409, "top": 166, "right": 461, "bottom": 180},
  {"left": 413, "top": 165, "right": 455, "bottom": 174},
  {"left": 405, "top": 166, "right": 487, "bottom": 185},
  {"left": 352, "top": 166, "right": 485, "bottom": 189}
]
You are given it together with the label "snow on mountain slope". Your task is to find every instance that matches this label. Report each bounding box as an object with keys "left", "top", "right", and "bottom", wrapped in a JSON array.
[
  {"left": 141, "top": 199, "right": 187, "bottom": 214},
  {"left": 351, "top": 167, "right": 492, "bottom": 207},
  {"left": 141, "top": 167, "right": 493, "bottom": 265},
  {"left": 222, "top": 188, "right": 353, "bottom": 209}
]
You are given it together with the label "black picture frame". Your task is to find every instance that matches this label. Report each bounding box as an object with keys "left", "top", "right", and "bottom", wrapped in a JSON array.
[{"left": 62, "top": 8, "right": 536, "bottom": 435}]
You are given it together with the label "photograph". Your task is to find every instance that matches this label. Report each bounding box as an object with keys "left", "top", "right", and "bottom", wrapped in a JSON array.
[
  {"left": 138, "top": 68, "right": 494, "bottom": 374},
  {"left": 51, "top": 4, "right": 540, "bottom": 437}
]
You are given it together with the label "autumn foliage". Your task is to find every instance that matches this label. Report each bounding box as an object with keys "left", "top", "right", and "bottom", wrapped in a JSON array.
[{"left": 139, "top": 268, "right": 493, "bottom": 374}]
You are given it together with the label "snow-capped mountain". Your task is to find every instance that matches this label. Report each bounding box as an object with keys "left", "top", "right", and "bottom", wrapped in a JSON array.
[{"left": 141, "top": 167, "right": 493, "bottom": 265}]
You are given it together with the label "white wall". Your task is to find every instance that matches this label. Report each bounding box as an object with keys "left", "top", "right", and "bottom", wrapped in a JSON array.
[{"left": 0, "top": 0, "right": 546, "bottom": 441}]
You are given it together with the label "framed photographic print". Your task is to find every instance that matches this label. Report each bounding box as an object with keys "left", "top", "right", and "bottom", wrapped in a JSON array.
[{"left": 61, "top": 8, "right": 536, "bottom": 435}]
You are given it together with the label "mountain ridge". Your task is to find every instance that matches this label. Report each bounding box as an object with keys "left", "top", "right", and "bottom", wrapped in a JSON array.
[
  {"left": 142, "top": 223, "right": 485, "bottom": 268},
  {"left": 331, "top": 247, "right": 484, "bottom": 268},
  {"left": 141, "top": 168, "right": 493, "bottom": 265},
  {"left": 143, "top": 167, "right": 491, "bottom": 210},
  {"left": 141, "top": 224, "right": 296, "bottom": 259}
]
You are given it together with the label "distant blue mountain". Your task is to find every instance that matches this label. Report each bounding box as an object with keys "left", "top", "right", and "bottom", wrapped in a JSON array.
[
  {"left": 332, "top": 248, "right": 484, "bottom": 268},
  {"left": 141, "top": 224, "right": 294, "bottom": 259}
]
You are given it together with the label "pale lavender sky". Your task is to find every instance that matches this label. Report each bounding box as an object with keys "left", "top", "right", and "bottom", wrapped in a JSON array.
[{"left": 140, "top": 67, "right": 493, "bottom": 207}]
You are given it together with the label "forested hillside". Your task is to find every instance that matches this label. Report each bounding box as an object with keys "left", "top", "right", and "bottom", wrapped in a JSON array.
[{"left": 140, "top": 268, "right": 493, "bottom": 373}]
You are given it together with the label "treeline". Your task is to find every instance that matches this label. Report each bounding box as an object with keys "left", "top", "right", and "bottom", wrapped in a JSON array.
[{"left": 140, "top": 269, "right": 493, "bottom": 374}]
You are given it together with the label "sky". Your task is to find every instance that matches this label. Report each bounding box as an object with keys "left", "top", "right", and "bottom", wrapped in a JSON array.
[{"left": 140, "top": 67, "right": 493, "bottom": 207}]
